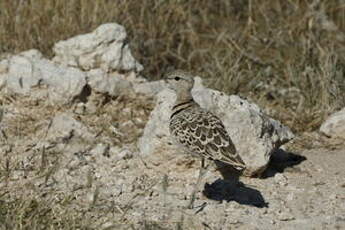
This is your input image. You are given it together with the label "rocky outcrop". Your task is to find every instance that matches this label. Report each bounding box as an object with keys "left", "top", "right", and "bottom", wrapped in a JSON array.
[
  {"left": 320, "top": 108, "right": 345, "bottom": 139},
  {"left": 1, "top": 49, "right": 86, "bottom": 104},
  {"left": 0, "top": 23, "right": 143, "bottom": 105},
  {"left": 86, "top": 69, "right": 134, "bottom": 97},
  {"left": 138, "top": 77, "right": 295, "bottom": 176},
  {"left": 53, "top": 23, "right": 143, "bottom": 72},
  {"left": 132, "top": 79, "right": 166, "bottom": 97}
]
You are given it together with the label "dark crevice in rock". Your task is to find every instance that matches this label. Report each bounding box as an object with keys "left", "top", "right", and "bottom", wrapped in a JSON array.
[{"left": 76, "top": 84, "right": 92, "bottom": 103}]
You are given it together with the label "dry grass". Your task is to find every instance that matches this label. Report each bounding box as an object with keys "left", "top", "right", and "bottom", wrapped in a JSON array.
[
  {"left": 0, "top": 196, "right": 93, "bottom": 230},
  {"left": 1, "top": 0, "right": 345, "bottom": 132},
  {"left": 0, "top": 1, "right": 345, "bottom": 228}
]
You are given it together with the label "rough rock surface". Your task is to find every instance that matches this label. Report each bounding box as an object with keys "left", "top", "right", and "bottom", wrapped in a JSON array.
[
  {"left": 53, "top": 23, "right": 143, "bottom": 72},
  {"left": 139, "top": 77, "right": 295, "bottom": 176},
  {"left": 132, "top": 79, "right": 166, "bottom": 97},
  {"left": 45, "top": 112, "right": 95, "bottom": 141},
  {"left": 87, "top": 69, "right": 134, "bottom": 97},
  {"left": 0, "top": 49, "right": 87, "bottom": 104},
  {"left": 0, "top": 23, "right": 145, "bottom": 104},
  {"left": 320, "top": 107, "right": 345, "bottom": 139}
]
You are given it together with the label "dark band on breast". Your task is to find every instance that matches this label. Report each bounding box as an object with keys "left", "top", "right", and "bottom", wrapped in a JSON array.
[
  {"left": 170, "top": 105, "right": 193, "bottom": 119},
  {"left": 172, "top": 99, "right": 194, "bottom": 110}
]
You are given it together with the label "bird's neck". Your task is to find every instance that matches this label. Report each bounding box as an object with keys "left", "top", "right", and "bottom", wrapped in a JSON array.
[
  {"left": 175, "top": 91, "right": 193, "bottom": 105},
  {"left": 170, "top": 90, "right": 197, "bottom": 119},
  {"left": 171, "top": 91, "right": 195, "bottom": 117}
]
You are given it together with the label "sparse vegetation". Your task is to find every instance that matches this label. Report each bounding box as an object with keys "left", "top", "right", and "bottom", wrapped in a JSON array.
[
  {"left": 1, "top": 0, "right": 345, "bottom": 229},
  {"left": 1, "top": 0, "right": 344, "bottom": 132}
]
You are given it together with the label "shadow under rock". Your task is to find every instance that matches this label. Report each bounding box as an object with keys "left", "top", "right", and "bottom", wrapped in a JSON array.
[
  {"left": 203, "top": 162, "right": 268, "bottom": 208},
  {"left": 261, "top": 148, "right": 307, "bottom": 178}
]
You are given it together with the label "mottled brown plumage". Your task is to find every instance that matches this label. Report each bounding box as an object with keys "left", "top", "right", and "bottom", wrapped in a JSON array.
[{"left": 166, "top": 70, "right": 245, "bottom": 170}]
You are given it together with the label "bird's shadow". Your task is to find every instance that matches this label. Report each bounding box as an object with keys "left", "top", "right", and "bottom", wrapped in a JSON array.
[
  {"left": 203, "top": 149, "right": 307, "bottom": 208},
  {"left": 203, "top": 162, "right": 268, "bottom": 208},
  {"left": 201, "top": 149, "right": 306, "bottom": 208},
  {"left": 261, "top": 148, "right": 307, "bottom": 178}
]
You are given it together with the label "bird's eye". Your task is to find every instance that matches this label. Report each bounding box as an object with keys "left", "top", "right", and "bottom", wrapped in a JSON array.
[{"left": 174, "top": 76, "right": 180, "bottom": 81}]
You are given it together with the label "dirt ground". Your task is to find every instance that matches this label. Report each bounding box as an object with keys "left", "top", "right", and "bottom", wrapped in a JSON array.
[
  {"left": 0, "top": 94, "right": 344, "bottom": 230},
  {"left": 100, "top": 144, "right": 345, "bottom": 230}
]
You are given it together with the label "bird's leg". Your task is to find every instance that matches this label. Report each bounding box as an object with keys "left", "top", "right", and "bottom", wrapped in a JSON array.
[{"left": 187, "top": 158, "right": 207, "bottom": 209}]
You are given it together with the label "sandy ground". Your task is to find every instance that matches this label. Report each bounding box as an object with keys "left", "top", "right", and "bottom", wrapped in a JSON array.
[
  {"left": 0, "top": 95, "right": 344, "bottom": 230},
  {"left": 106, "top": 145, "right": 345, "bottom": 230}
]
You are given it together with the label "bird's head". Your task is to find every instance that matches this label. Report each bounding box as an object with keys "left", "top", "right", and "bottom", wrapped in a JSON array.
[{"left": 165, "top": 69, "right": 195, "bottom": 94}]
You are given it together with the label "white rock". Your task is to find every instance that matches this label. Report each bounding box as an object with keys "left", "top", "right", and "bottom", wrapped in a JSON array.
[
  {"left": 117, "top": 147, "right": 133, "bottom": 160},
  {"left": 53, "top": 23, "right": 143, "bottom": 72},
  {"left": 33, "top": 113, "right": 97, "bottom": 168},
  {"left": 274, "top": 173, "right": 288, "bottom": 186},
  {"left": 278, "top": 209, "right": 295, "bottom": 221},
  {"left": 20, "top": 49, "right": 43, "bottom": 59},
  {"left": 138, "top": 77, "right": 294, "bottom": 176},
  {"left": 46, "top": 112, "right": 94, "bottom": 142},
  {"left": 87, "top": 69, "right": 132, "bottom": 96},
  {"left": 73, "top": 102, "right": 87, "bottom": 115},
  {"left": 2, "top": 49, "right": 87, "bottom": 104},
  {"left": 320, "top": 107, "right": 345, "bottom": 139},
  {"left": 133, "top": 80, "right": 166, "bottom": 96},
  {"left": 90, "top": 143, "right": 109, "bottom": 156}
]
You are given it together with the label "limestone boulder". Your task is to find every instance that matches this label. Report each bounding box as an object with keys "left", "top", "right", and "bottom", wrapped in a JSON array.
[
  {"left": 46, "top": 112, "right": 95, "bottom": 142},
  {"left": 132, "top": 79, "right": 166, "bottom": 97},
  {"left": 86, "top": 69, "right": 133, "bottom": 97},
  {"left": 1, "top": 49, "right": 87, "bottom": 104},
  {"left": 320, "top": 108, "right": 345, "bottom": 139},
  {"left": 138, "top": 77, "right": 295, "bottom": 176},
  {"left": 53, "top": 23, "right": 143, "bottom": 72}
]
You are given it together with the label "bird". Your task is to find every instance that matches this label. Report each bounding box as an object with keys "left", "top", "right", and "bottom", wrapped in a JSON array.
[{"left": 165, "top": 69, "right": 246, "bottom": 208}]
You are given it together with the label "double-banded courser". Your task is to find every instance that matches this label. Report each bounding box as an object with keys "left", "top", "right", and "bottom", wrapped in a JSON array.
[{"left": 166, "top": 70, "right": 246, "bottom": 208}]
